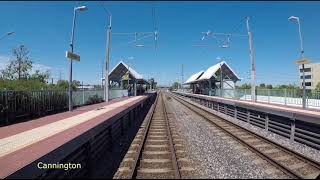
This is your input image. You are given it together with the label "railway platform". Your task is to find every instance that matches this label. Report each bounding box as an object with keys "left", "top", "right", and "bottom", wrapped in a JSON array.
[{"left": 0, "top": 93, "right": 156, "bottom": 179}]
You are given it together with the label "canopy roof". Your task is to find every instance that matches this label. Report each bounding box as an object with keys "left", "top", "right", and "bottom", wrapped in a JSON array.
[
  {"left": 109, "top": 61, "right": 149, "bottom": 84},
  {"left": 184, "top": 70, "right": 204, "bottom": 85},
  {"left": 184, "top": 61, "right": 241, "bottom": 84},
  {"left": 109, "top": 61, "right": 143, "bottom": 80}
]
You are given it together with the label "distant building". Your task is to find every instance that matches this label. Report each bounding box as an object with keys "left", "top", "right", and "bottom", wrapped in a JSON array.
[{"left": 299, "top": 62, "right": 320, "bottom": 90}]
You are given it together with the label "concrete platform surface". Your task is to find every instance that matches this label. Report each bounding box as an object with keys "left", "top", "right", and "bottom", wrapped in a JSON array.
[{"left": 0, "top": 95, "right": 147, "bottom": 178}]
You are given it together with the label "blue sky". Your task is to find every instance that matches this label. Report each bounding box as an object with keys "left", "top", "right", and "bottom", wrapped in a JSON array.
[{"left": 0, "top": 1, "right": 319, "bottom": 86}]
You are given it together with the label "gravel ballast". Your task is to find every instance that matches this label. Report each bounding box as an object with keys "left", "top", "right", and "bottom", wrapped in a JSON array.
[
  {"left": 179, "top": 95, "right": 320, "bottom": 164},
  {"left": 166, "top": 95, "right": 276, "bottom": 179}
]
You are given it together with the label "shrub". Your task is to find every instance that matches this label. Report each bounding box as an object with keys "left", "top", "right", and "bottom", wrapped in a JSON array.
[{"left": 85, "top": 94, "right": 104, "bottom": 105}]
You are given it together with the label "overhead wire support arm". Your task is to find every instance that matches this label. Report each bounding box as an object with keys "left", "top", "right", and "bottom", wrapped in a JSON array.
[
  {"left": 112, "top": 32, "right": 155, "bottom": 35},
  {"left": 201, "top": 32, "right": 248, "bottom": 37}
]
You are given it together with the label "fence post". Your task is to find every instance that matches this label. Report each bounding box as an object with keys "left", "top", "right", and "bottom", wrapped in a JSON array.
[
  {"left": 306, "top": 96, "right": 308, "bottom": 108},
  {"left": 284, "top": 89, "right": 287, "bottom": 105},
  {"left": 5, "top": 91, "right": 9, "bottom": 124},
  {"left": 66, "top": 89, "right": 69, "bottom": 109},
  {"left": 268, "top": 89, "right": 270, "bottom": 103},
  {"left": 82, "top": 82, "right": 85, "bottom": 105},
  {"left": 244, "top": 89, "right": 247, "bottom": 100}
]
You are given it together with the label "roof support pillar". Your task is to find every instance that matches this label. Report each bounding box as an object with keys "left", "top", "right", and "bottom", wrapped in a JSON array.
[
  {"left": 134, "top": 80, "right": 137, "bottom": 96},
  {"left": 208, "top": 80, "right": 212, "bottom": 96}
]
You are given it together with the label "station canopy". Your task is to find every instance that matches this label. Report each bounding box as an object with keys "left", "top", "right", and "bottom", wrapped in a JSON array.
[
  {"left": 184, "top": 70, "right": 204, "bottom": 84},
  {"left": 109, "top": 61, "right": 149, "bottom": 84},
  {"left": 184, "top": 61, "right": 241, "bottom": 84}
]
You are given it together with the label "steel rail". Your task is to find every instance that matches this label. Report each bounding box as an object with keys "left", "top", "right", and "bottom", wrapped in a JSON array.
[
  {"left": 127, "top": 93, "right": 159, "bottom": 179},
  {"left": 162, "top": 92, "right": 181, "bottom": 179},
  {"left": 127, "top": 92, "right": 181, "bottom": 179}
]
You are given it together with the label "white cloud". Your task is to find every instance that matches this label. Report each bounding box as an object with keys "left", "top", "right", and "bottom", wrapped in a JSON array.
[
  {"left": 0, "top": 55, "right": 10, "bottom": 70},
  {"left": 0, "top": 55, "right": 52, "bottom": 75},
  {"left": 31, "top": 63, "right": 52, "bottom": 74}
]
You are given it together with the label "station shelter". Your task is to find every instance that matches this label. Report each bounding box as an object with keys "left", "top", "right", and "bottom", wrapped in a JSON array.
[
  {"left": 109, "top": 61, "right": 150, "bottom": 96},
  {"left": 184, "top": 61, "right": 241, "bottom": 96}
]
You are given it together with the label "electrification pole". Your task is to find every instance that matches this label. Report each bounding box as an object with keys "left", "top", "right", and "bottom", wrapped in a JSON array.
[
  {"left": 104, "top": 13, "right": 112, "bottom": 102},
  {"left": 181, "top": 64, "right": 184, "bottom": 90},
  {"left": 246, "top": 17, "right": 256, "bottom": 101}
]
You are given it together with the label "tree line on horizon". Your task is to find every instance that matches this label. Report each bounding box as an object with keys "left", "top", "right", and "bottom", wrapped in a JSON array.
[{"left": 0, "top": 44, "right": 87, "bottom": 91}]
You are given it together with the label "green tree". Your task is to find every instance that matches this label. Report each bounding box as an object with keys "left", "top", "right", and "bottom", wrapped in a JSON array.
[
  {"left": 56, "top": 80, "right": 69, "bottom": 90},
  {"left": 237, "top": 83, "right": 251, "bottom": 89},
  {"left": 259, "top": 83, "right": 266, "bottom": 88},
  {"left": 72, "top": 80, "right": 81, "bottom": 88},
  {"left": 273, "top": 84, "right": 299, "bottom": 90},
  {"left": 0, "top": 79, "right": 47, "bottom": 90},
  {"left": 1, "top": 45, "right": 33, "bottom": 80},
  {"left": 171, "top": 82, "right": 180, "bottom": 90},
  {"left": 29, "top": 70, "right": 50, "bottom": 83},
  {"left": 56, "top": 80, "right": 81, "bottom": 90},
  {"left": 266, "top": 84, "right": 273, "bottom": 89},
  {"left": 316, "top": 82, "right": 320, "bottom": 91}
]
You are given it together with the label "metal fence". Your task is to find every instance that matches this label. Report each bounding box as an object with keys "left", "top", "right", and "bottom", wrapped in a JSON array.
[
  {"left": 73, "top": 90, "right": 104, "bottom": 106},
  {"left": 213, "top": 89, "right": 320, "bottom": 109},
  {"left": 0, "top": 89, "right": 104, "bottom": 126}
]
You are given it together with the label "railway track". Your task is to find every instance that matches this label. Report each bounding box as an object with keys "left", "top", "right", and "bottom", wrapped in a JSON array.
[
  {"left": 113, "top": 91, "right": 194, "bottom": 179},
  {"left": 169, "top": 92, "right": 320, "bottom": 179}
]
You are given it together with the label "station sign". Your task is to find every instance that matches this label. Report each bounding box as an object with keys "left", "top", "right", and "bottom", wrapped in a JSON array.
[
  {"left": 66, "top": 51, "right": 80, "bottom": 61},
  {"left": 294, "top": 57, "right": 310, "bottom": 65},
  {"left": 122, "top": 73, "right": 129, "bottom": 80}
]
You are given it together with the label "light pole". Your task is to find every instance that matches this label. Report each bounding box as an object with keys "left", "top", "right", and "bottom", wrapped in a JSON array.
[
  {"left": 246, "top": 17, "right": 256, "bottom": 101},
  {"left": 181, "top": 64, "right": 184, "bottom": 90},
  {"left": 289, "top": 16, "right": 306, "bottom": 108},
  {"left": 68, "top": 5, "right": 88, "bottom": 112},
  {"left": 0, "top": 32, "right": 14, "bottom": 41},
  {"left": 104, "top": 10, "right": 112, "bottom": 102}
]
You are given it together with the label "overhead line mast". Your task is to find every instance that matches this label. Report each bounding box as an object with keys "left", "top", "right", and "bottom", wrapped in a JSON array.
[{"left": 193, "top": 17, "right": 256, "bottom": 101}]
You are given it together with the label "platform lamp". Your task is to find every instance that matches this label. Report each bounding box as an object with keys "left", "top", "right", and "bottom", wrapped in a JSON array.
[
  {"left": 288, "top": 15, "right": 307, "bottom": 109},
  {"left": 68, "top": 5, "right": 88, "bottom": 112}
]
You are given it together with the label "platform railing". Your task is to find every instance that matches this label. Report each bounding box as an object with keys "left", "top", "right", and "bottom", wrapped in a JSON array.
[
  {"left": 211, "top": 89, "right": 320, "bottom": 109},
  {"left": 0, "top": 89, "right": 104, "bottom": 126}
]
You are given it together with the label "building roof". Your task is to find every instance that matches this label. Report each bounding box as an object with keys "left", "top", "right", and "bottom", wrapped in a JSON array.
[
  {"left": 109, "top": 61, "right": 144, "bottom": 80},
  {"left": 184, "top": 61, "right": 241, "bottom": 84},
  {"left": 184, "top": 70, "right": 204, "bottom": 84}
]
